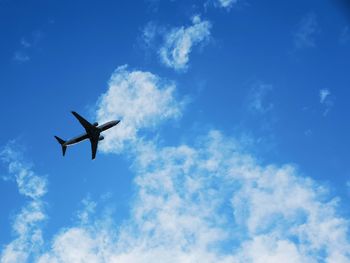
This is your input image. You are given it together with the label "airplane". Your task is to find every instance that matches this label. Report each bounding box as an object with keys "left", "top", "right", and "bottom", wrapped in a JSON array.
[{"left": 54, "top": 111, "right": 120, "bottom": 160}]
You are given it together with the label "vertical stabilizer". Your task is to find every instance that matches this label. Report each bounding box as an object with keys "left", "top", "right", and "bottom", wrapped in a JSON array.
[{"left": 54, "top": 136, "right": 67, "bottom": 156}]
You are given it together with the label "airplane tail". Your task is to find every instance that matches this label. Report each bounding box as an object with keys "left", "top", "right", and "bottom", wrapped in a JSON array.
[{"left": 54, "top": 136, "right": 67, "bottom": 156}]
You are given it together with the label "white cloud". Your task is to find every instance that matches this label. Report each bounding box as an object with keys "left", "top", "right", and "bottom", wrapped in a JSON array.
[
  {"left": 159, "top": 15, "right": 211, "bottom": 71},
  {"left": 37, "top": 129, "right": 350, "bottom": 262},
  {"left": 0, "top": 143, "right": 47, "bottom": 200},
  {"left": 319, "top": 89, "right": 334, "bottom": 116},
  {"left": 294, "top": 13, "right": 320, "bottom": 49},
  {"left": 0, "top": 143, "right": 47, "bottom": 263},
  {"left": 4, "top": 68, "right": 350, "bottom": 262},
  {"left": 96, "top": 65, "right": 183, "bottom": 153},
  {"left": 37, "top": 68, "right": 350, "bottom": 262},
  {"left": 76, "top": 197, "right": 97, "bottom": 225}
]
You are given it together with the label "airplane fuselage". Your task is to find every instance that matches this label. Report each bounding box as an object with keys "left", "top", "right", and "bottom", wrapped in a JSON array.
[{"left": 63, "top": 120, "right": 119, "bottom": 147}]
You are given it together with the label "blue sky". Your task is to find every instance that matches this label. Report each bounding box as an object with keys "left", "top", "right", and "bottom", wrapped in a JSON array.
[{"left": 1, "top": 0, "right": 350, "bottom": 262}]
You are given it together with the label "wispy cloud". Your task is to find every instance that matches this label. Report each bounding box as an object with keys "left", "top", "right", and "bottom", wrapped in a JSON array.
[
  {"left": 0, "top": 142, "right": 47, "bottom": 263},
  {"left": 36, "top": 67, "right": 350, "bottom": 262},
  {"left": 13, "top": 31, "right": 43, "bottom": 63},
  {"left": 158, "top": 15, "right": 212, "bottom": 71},
  {"left": 248, "top": 83, "right": 274, "bottom": 114},
  {"left": 141, "top": 22, "right": 161, "bottom": 49},
  {"left": 13, "top": 52, "right": 31, "bottom": 63},
  {"left": 217, "top": 0, "right": 238, "bottom": 9},
  {"left": 204, "top": 0, "right": 239, "bottom": 10},
  {"left": 320, "top": 88, "right": 330, "bottom": 104},
  {"left": 294, "top": 13, "right": 320, "bottom": 49},
  {"left": 319, "top": 88, "right": 334, "bottom": 116}
]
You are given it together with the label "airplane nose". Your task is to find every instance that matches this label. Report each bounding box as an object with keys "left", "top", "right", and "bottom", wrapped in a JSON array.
[{"left": 115, "top": 120, "right": 120, "bottom": 125}]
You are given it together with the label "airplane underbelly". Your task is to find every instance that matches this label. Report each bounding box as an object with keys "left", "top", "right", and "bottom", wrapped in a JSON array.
[{"left": 66, "top": 134, "right": 89, "bottom": 145}]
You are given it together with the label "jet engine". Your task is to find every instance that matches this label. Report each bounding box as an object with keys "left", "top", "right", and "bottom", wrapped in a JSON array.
[
  {"left": 99, "top": 136, "right": 104, "bottom": 141},
  {"left": 93, "top": 122, "right": 99, "bottom": 126}
]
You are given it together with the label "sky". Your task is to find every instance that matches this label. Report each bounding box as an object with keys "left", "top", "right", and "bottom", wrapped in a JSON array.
[{"left": 1, "top": 0, "right": 350, "bottom": 262}]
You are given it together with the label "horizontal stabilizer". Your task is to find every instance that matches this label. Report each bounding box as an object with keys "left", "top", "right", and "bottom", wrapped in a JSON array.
[{"left": 54, "top": 136, "right": 67, "bottom": 156}]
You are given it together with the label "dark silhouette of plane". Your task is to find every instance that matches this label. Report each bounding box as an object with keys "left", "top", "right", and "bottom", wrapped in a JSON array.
[{"left": 55, "top": 111, "right": 120, "bottom": 159}]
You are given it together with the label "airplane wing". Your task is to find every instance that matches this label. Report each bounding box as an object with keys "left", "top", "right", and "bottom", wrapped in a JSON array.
[
  {"left": 71, "top": 111, "right": 98, "bottom": 134},
  {"left": 90, "top": 137, "right": 98, "bottom": 160},
  {"left": 72, "top": 111, "right": 100, "bottom": 159}
]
